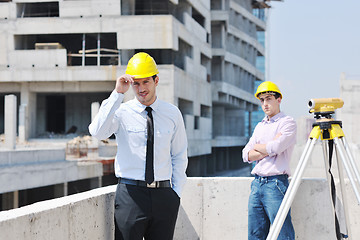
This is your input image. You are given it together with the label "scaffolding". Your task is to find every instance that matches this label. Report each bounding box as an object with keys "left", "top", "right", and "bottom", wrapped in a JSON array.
[{"left": 66, "top": 33, "right": 120, "bottom": 66}]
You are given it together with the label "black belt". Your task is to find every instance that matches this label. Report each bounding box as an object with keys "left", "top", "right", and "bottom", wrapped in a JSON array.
[
  {"left": 118, "top": 178, "right": 171, "bottom": 188},
  {"left": 254, "top": 174, "right": 288, "bottom": 181}
]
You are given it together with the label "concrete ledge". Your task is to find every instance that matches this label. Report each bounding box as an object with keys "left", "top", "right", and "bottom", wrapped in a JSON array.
[
  {"left": 9, "top": 49, "right": 67, "bottom": 68},
  {"left": 0, "top": 161, "right": 103, "bottom": 194},
  {"left": 0, "top": 148, "right": 65, "bottom": 166},
  {"left": 0, "top": 185, "right": 116, "bottom": 240},
  {"left": 0, "top": 178, "right": 359, "bottom": 239}
]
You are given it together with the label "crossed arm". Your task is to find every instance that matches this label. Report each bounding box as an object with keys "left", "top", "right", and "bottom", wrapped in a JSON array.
[{"left": 247, "top": 132, "right": 282, "bottom": 162}]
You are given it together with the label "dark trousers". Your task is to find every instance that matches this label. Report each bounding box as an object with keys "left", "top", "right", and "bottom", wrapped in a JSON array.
[{"left": 114, "top": 183, "right": 180, "bottom": 240}]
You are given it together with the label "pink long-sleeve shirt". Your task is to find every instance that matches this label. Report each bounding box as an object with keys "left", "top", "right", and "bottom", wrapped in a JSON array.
[{"left": 242, "top": 112, "right": 297, "bottom": 176}]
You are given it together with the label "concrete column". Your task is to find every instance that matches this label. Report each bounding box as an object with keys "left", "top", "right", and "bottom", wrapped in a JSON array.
[
  {"left": 97, "top": 33, "right": 100, "bottom": 66},
  {"left": 220, "top": 24, "right": 225, "bottom": 49},
  {"left": 212, "top": 106, "right": 225, "bottom": 137},
  {"left": 98, "top": 176, "right": 102, "bottom": 188},
  {"left": 20, "top": 83, "right": 36, "bottom": 140},
  {"left": 90, "top": 177, "right": 101, "bottom": 189},
  {"left": 1, "top": 191, "right": 18, "bottom": 210},
  {"left": 82, "top": 33, "right": 86, "bottom": 66},
  {"left": 18, "top": 104, "right": 28, "bottom": 143},
  {"left": 225, "top": 109, "right": 242, "bottom": 136},
  {"left": 64, "top": 182, "right": 68, "bottom": 196},
  {"left": 248, "top": 111, "right": 252, "bottom": 137},
  {"left": 91, "top": 102, "right": 100, "bottom": 147},
  {"left": 54, "top": 183, "right": 67, "bottom": 198},
  {"left": 4, "top": 94, "right": 17, "bottom": 149},
  {"left": 13, "top": 191, "right": 19, "bottom": 209},
  {"left": 121, "top": 0, "right": 135, "bottom": 15},
  {"left": 193, "top": 48, "right": 200, "bottom": 74},
  {"left": 118, "top": 49, "right": 121, "bottom": 66},
  {"left": 91, "top": 102, "right": 100, "bottom": 121}
]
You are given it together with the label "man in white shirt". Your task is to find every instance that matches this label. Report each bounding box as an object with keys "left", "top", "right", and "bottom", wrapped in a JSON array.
[{"left": 89, "top": 52, "right": 188, "bottom": 240}]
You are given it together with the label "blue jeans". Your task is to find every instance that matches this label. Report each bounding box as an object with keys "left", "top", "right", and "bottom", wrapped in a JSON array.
[{"left": 248, "top": 175, "right": 295, "bottom": 240}]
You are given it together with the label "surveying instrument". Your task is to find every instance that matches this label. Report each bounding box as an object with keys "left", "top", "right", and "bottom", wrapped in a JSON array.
[{"left": 266, "top": 98, "right": 360, "bottom": 240}]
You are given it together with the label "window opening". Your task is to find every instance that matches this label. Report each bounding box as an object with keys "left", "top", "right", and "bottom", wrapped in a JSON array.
[
  {"left": 192, "top": 7, "right": 205, "bottom": 27},
  {"left": 17, "top": 2, "right": 59, "bottom": 18},
  {"left": 46, "top": 95, "right": 65, "bottom": 134}
]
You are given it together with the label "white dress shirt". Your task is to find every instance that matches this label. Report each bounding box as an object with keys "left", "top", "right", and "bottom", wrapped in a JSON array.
[{"left": 89, "top": 90, "right": 188, "bottom": 197}]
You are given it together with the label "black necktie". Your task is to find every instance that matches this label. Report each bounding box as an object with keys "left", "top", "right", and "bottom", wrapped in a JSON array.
[{"left": 145, "top": 107, "right": 154, "bottom": 184}]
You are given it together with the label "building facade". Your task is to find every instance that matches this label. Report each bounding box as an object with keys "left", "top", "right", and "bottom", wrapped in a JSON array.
[
  {"left": 338, "top": 73, "right": 360, "bottom": 145},
  {"left": 0, "top": 0, "right": 270, "bottom": 209},
  {"left": 206, "top": 0, "right": 265, "bottom": 175}
]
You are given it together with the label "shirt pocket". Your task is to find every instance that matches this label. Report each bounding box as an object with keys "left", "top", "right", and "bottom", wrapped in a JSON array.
[
  {"left": 126, "top": 126, "right": 146, "bottom": 148},
  {"left": 155, "top": 129, "right": 172, "bottom": 145}
]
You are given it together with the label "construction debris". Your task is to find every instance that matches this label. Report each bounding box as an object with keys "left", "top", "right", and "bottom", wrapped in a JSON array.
[{"left": 66, "top": 135, "right": 98, "bottom": 159}]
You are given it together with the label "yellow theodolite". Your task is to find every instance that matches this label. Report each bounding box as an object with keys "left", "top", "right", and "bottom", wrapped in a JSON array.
[
  {"left": 308, "top": 98, "right": 345, "bottom": 141},
  {"left": 308, "top": 98, "right": 344, "bottom": 114}
]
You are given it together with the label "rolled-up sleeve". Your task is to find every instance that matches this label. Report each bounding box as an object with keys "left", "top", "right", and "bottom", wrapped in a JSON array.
[
  {"left": 242, "top": 126, "right": 259, "bottom": 163},
  {"left": 88, "top": 90, "right": 124, "bottom": 140},
  {"left": 266, "top": 118, "right": 297, "bottom": 157}
]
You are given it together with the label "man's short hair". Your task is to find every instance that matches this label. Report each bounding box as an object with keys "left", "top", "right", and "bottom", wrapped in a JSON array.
[
  {"left": 259, "top": 91, "right": 281, "bottom": 99},
  {"left": 274, "top": 92, "right": 281, "bottom": 99}
]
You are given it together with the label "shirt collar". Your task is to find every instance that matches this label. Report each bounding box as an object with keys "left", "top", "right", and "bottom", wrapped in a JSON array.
[
  {"left": 261, "top": 111, "right": 284, "bottom": 123},
  {"left": 132, "top": 96, "right": 159, "bottom": 113}
]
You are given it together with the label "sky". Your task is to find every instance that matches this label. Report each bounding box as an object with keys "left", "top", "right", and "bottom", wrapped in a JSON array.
[{"left": 267, "top": 0, "right": 360, "bottom": 120}]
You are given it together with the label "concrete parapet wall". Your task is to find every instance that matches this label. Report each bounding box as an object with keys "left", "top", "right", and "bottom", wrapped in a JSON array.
[
  {"left": 1, "top": 178, "right": 359, "bottom": 239},
  {"left": 117, "top": 15, "right": 175, "bottom": 50},
  {"left": 0, "top": 3, "right": 11, "bottom": 20},
  {"left": 0, "top": 148, "right": 65, "bottom": 166},
  {"left": 9, "top": 49, "right": 67, "bottom": 68},
  {"left": 0, "top": 186, "right": 115, "bottom": 240},
  {"left": 185, "top": 56, "right": 207, "bottom": 80},
  {"left": 183, "top": 12, "right": 207, "bottom": 42},
  {"left": 59, "top": 0, "right": 121, "bottom": 18},
  {"left": 0, "top": 160, "right": 103, "bottom": 194},
  {"left": 0, "top": 148, "right": 103, "bottom": 193}
]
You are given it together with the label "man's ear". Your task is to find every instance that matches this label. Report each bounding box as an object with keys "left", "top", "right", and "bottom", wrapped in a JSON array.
[
  {"left": 155, "top": 76, "right": 159, "bottom": 86},
  {"left": 277, "top": 97, "right": 282, "bottom": 104}
]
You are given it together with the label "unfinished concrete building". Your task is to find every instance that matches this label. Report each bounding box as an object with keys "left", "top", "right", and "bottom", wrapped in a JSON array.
[
  {"left": 338, "top": 73, "right": 360, "bottom": 146},
  {"left": 206, "top": 0, "right": 265, "bottom": 175},
  {"left": 0, "top": 0, "right": 269, "bottom": 209}
]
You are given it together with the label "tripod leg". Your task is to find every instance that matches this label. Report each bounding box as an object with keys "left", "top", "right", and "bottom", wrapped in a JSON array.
[
  {"left": 323, "top": 140, "right": 349, "bottom": 239},
  {"left": 322, "top": 140, "right": 336, "bottom": 197},
  {"left": 341, "top": 137, "right": 360, "bottom": 191},
  {"left": 334, "top": 139, "right": 351, "bottom": 239},
  {"left": 266, "top": 138, "right": 318, "bottom": 240},
  {"left": 334, "top": 137, "right": 360, "bottom": 204},
  {"left": 322, "top": 140, "right": 331, "bottom": 177}
]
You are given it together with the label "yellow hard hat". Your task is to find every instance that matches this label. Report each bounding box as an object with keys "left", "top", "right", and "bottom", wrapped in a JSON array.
[
  {"left": 125, "top": 52, "right": 159, "bottom": 79},
  {"left": 255, "top": 81, "right": 282, "bottom": 99}
]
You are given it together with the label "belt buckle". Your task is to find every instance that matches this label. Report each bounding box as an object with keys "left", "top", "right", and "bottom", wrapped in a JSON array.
[{"left": 147, "top": 182, "right": 156, "bottom": 188}]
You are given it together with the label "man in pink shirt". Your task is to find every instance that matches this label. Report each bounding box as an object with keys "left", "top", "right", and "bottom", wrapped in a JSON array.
[{"left": 242, "top": 81, "right": 296, "bottom": 240}]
